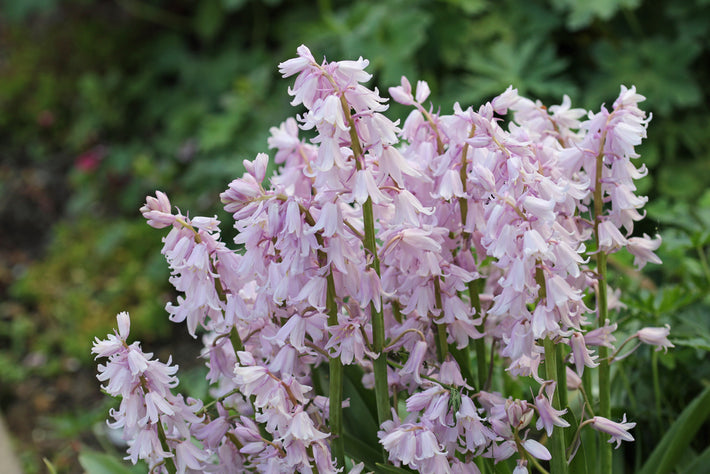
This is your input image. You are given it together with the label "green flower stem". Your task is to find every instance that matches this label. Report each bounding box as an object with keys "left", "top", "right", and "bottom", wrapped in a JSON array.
[
  {"left": 617, "top": 365, "right": 638, "bottom": 415},
  {"left": 469, "top": 279, "right": 488, "bottom": 390},
  {"left": 607, "top": 334, "right": 641, "bottom": 362},
  {"left": 474, "top": 327, "right": 487, "bottom": 389},
  {"left": 364, "top": 221, "right": 391, "bottom": 432},
  {"left": 486, "top": 340, "right": 497, "bottom": 392},
  {"left": 306, "top": 214, "right": 344, "bottom": 466},
  {"left": 198, "top": 387, "right": 240, "bottom": 416},
  {"left": 226, "top": 432, "right": 244, "bottom": 451},
  {"left": 230, "top": 326, "right": 244, "bottom": 353},
  {"left": 537, "top": 263, "right": 568, "bottom": 470},
  {"left": 433, "top": 276, "right": 449, "bottom": 362},
  {"left": 593, "top": 138, "right": 612, "bottom": 474},
  {"left": 138, "top": 375, "right": 177, "bottom": 474},
  {"left": 581, "top": 369, "right": 598, "bottom": 471},
  {"left": 156, "top": 416, "right": 177, "bottom": 474},
  {"left": 340, "top": 94, "right": 391, "bottom": 440},
  {"left": 435, "top": 324, "right": 448, "bottom": 362},
  {"left": 514, "top": 430, "right": 551, "bottom": 474},
  {"left": 581, "top": 370, "right": 594, "bottom": 413},
  {"left": 457, "top": 126, "right": 487, "bottom": 389},
  {"left": 529, "top": 455, "right": 552, "bottom": 474},
  {"left": 425, "top": 104, "right": 487, "bottom": 390},
  {"left": 544, "top": 337, "right": 569, "bottom": 474},
  {"left": 284, "top": 189, "right": 346, "bottom": 467},
  {"left": 578, "top": 378, "right": 596, "bottom": 418},
  {"left": 556, "top": 343, "right": 568, "bottom": 410},
  {"left": 652, "top": 349, "right": 662, "bottom": 424},
  {"left": 359, "top": 180, "right": 390, "bottom": 431},
  {"left": 384, "top": 328, "right": 426, "bottom": 350},
  {"left": 326, "top": 270, "right": 345, "bottom": 467},
  {"left": 178, "top": 217, "right": 247, "bottom": 363},
  {"left": 449, "top": 345, "right": 475, "bottom": 388},
  {"left": 597, "top": 303, "right": 612, "bottom": 474}
]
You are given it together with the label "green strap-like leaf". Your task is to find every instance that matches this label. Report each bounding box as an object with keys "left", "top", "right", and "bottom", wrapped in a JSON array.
[
  {"left": 682, "top": 444, "right": 710, "bottom": 474},
  {"left": 639, "top": 385, "right": 710, "bottom": 474},
  {"left": 566, "top": 408, "right": 588, "bottom": 474}
]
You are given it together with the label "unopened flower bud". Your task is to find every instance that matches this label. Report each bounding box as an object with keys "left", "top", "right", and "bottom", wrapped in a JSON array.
[
  {"left": 140, "top": 191, "right": 175, "bottom": 229},
  {"left": 636, "top": 324, "right": 673, "bottom": 352},
  {"left": 589, "top": 414, "right": 636, "bottom": 448}
]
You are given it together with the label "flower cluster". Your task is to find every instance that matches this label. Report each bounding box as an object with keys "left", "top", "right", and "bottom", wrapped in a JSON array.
[
  {"left": 93, "top": 312, "right": 206, "bottom": 472},
  {"left": 93, "top": 46, "right": 668, "bottom": 473}
]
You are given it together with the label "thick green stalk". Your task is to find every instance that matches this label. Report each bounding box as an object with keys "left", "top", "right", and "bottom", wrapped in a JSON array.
[
  {"left": 364, "top": 206, "right": 391, "bottom": 431},
  {"left": 433, "top": 277, "right": 449, "bottom": 362},
  {"left": 457, "top": 127, "right": 487, "bottom": 390},
  {"left": 581, "top": 370, "right": 598, "bottom": 472},
  {"left": 556, "top": 344, "right": 568, "bottom": 411},
  {"left": 536, "top": 264, "right": 567, "bottom": 473},
  {"left": 341, "top": 95, "right": 391, "bottom": 435},
  {"left": 325, "top": 271, "right": 344, "bottom": 467},
  {"left": 545, "top": 337, "right": 569, "bottom": 474},
  {"left": 651, "top": 349, "right": 662, "bottom": 427},
  {"left": 293, "top": 191, "right": 345, "bottom": 466},
  {"left": 596, "top": 255, "right": 611, "bottom": 473},
  {"left": 471, "top": 280, "right": 488, "bottom": 389},
  {"left": 593, "top": 138, "right": 612, "bottom": 474},
  {"left": 156, "top": 416, "right": 177, "bottom": 474}
]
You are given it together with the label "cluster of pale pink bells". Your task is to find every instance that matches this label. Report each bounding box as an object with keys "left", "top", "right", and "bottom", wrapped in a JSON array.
[{"left": 94, "top": 45, "right": 671, "bottom": 473}]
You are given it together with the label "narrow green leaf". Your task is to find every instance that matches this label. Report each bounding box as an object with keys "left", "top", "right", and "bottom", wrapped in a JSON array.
[
  {"left": 342, "top": 364, "right": 379, "bottom": 445},
  {"left": 342, "top": 432, "right": 386, "bottom": 472},
  {"left": 494, "top": 458, "right": 514, "bottom": 474},
  {"left": 565, "top": 409, "right": 588, "bottom": 474},
  {"left": 683, "top": 444, "right": 710, "bottom": 474},
  {"left": 673, "top": 337, "right": 710, "bottom": 352},
  {"left": 639, "top": 385, "right": 710, "bottom": 474}
]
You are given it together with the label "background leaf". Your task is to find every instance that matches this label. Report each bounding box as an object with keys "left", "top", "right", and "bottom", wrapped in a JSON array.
[
  {"left": 639, "top": 385, "right": 710, "bottom": 474},
  {"left": 78, "top": 449, "right": 142, "bottom": 474}
]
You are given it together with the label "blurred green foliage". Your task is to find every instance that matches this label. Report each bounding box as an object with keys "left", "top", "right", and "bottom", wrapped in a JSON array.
[
  {"left": 1, "top": 0, "right": 709, "bottom": 471},
  {"left": 7, "top": 218, "right": 170, "bottom": 364},
  {"left": 604, "top": 188, "right": 710, "bottom": 470}
]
